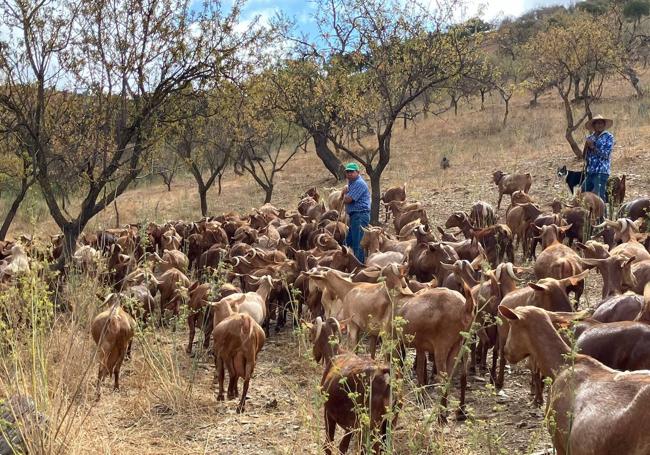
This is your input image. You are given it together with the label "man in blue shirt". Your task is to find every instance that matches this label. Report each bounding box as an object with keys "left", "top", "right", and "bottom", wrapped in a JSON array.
[
  {"left": 341, "top": 162, "right": 370, "bottom": 262},
  {"left": 582, "top": 114, "right": 615, "bottom": 202}
]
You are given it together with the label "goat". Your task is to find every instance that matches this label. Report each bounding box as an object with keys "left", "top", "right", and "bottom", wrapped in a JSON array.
[
  {"left": 156, "top": 267, "right": 190, "bottom": 324},
  {"left": 499, "top": 304, "right": 650, "bottom": 455},
  {"left": 606, "top": 174, "right": 626, "bottom": 206},
  {"left": 594, "top": 218, "right": 650, "bottom": 263},
  {"left": 440, "top": 156, "right": 450, "bottom": 169},
  {"left": 307, "top": 264, "right": 412, "bottom": 357},
  {"left": 380, "top": 184, "right": 406, "bottom": 222},
  {"left": 569, "top": 191, "right": 605, "bottom": 221},
  {"left": 618, "top": 197, "right": 650, "bottom": 231},
  {"left": 534, "top": 224, "right": 585, "bottom": 302},
  {"left": 495, "top": 271, "right": 588, "bottom": 396},
  {"left": 308, "top": 316, "right": 395, "bottom": 454},
  {"left": 408, "top": 241, "right": 459, "bottom": 283},
  {"left": 212, "top": 305, "right": 266, "bottom": 413},
  {"left": 506, "top": 202, "right": 542, "bottom": 256},
  {"left": 398, "top": 285, "right": 474, "bottom": 422},
  {"left": 492, "top": 170, "right": 532, "bottom": 210},
  {"left": 91, "top": 294, "right": 136, "bottom": 399},
  {"left": 580, "top": 254, "right": 637, "bottom": 299},
  {"left": 573, "top": 284, "right": 650, "bottom": 371},
  {"left": 469, "top": 201, "right": 496, "bottom": 228}
]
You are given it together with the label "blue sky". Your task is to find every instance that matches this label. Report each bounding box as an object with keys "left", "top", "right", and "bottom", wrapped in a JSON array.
[{"left": 235, "top": 0, "right": 577, "bottom": 31}]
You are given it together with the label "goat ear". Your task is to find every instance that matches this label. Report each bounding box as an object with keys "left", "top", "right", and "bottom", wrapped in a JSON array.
[
  {"left": 621, "top": 256, "right": 636, "bottom": 267},
  {"left": 563, "top": 269, "right": 589, "bottom": 287},
  {"left": 528, "top": 282, "right": 548, "bottom": 292},
  {"left": 575, "top": 242, "right": 587, "bottom": 250},
  {"left": 580, "top": 257, "right": 603, "bottom": 268},
  {"left": 498, "top": 305, "right": 519, "bottom": 321}
]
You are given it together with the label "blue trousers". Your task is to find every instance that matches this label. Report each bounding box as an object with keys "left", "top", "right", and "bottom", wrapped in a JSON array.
[
  {"left": 346, "top": 211, "right": 370, "bottom": 263},
  {"left": 581, "top": 172, "right": 609, "bottom": 202}
]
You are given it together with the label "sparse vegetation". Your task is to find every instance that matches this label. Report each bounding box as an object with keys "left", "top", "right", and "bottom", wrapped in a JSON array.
[{"left": 1, "top": 0, "right": 650, "bottom": 453}]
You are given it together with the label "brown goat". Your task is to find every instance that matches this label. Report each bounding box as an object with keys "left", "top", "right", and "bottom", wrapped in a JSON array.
[
  {"left": 569, "top": 191, "right": 605, "bottom": 221},
  {"left": 213, "top": 308, "right": 266, "bottom": 413},
  {"left": 534, "top": 224, "right": 585, "bottom": 301},
  {"left": 157, "top": 267, "right": 191, "bottom": 325},
  {"left": 308, "top": 317, "right": 395, "bottom": 454},
  {"left": 398, "top": 286, "right": 474, "bottom": 422},
  {"left": 495, "top": 271, "right": 588, "bottom": 395},
  {"left": 580, "top": 254, "right": 637, "bottom": 299},
  {"left": 606, "top": 174, "right": 626, "bottom": 206},
  {"left": 492, "top": 170, "right": 532, "bottom": 210},
  {"left": 91, "top": 294, "right": 136, "bottom": 398},
  {"left": 574, "top": 284, "right": 650, "bottom": 371},
  {"left": 499, "top": 304, "right": 650, "bottom": 455},
  {"left": 380, "top": 184, "right": 406, "bottom": 222}
]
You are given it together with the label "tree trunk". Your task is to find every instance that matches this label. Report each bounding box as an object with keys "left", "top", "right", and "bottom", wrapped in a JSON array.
[
  {"left": 624, "top": 66, "right": 644, "bottom": 97},
  {"left": 369, "top": 171, "right": 382, "bottom": 225},
  {"left": 61, "top": 220, "right": 84, "bottom": 263},
  {"left": 313, "top": 132, "right": 345, "bottom": 181},
  {"left": 264, "top": 185, "right": 273, "bottom": 204},
  {"left": 198, "top": 186, "right": 208, "bottom": 217},
  {"left": 480, "top": 89, "right": 486, "bottom": 111},
  {"left": 502, "top": 97, "right": 510, "bottom": 127},
  {"left": 573, "top": 77, "right": 581, "bottom": 102},
  {"left": 559, "top": 87, "right": 583, "bottom": 159},
  {"left": 0, "top": 184, "right": 29, "bottom": 241}
]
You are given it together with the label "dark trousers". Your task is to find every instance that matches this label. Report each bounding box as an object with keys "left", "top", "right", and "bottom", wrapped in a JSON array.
[
  {"left": 582, "top": 172, "right": 609, "bottom": 202},
  {"left": 346, "top": 211, "right": 370, "bottom": 263}
]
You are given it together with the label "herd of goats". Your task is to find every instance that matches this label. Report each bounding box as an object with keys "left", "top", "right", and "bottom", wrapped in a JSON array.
[{"left": 1, "top": 168, "right": 650, "bottom": 454}]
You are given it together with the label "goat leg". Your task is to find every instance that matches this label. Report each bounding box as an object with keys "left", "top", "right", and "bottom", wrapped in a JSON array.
[
  {"left": 324, "top": 412, "right": 336, "bottom": 455},
  {"left": 489, "top": 345, "right": 499, "bottom": 385},
  {"left": 496, "top": 345, "right": 506, "bottom": 389},
  {"left": 455, "top": 357, "right": 468, "bottom": 421},
  {"left": 186, "top": 314, "right": 196, "bottom": 354},
  {"left": 415, "top": 349, "right": 427, "bottom": 386},
  {"left": 215, "top": 357, "right": 225, "bottom": 401},
  {"left": 237, "top": 377, "right": 250, "bottom": 413},
  {"left": 338, "top": 431, "right": 353, "bottom": 454}
]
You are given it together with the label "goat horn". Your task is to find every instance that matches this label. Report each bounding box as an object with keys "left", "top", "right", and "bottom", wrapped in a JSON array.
[
  {"left": 506, "top": 263, "right": 517, "bottom": 280},
  {"left": 619, "top": 218, "right": 628, "bottom": 232},
  {"left": 317, "top": 234, "right": 327, "bottom": 247},
  {"left": 314, "top": 316, "right": 323, "bottom": 341},
  {"left": 327, "top": 317, "right": 341, "bottom": 336}
]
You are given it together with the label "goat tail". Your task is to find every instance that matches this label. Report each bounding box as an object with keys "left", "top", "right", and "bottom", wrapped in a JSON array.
[{"left": 241, "top": 315, "right": 254, "bottom": 339}]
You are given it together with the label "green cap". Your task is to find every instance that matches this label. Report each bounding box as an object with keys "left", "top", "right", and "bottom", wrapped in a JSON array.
[{"left": 344, "top": 162, "right": 360, "bottom": 172}]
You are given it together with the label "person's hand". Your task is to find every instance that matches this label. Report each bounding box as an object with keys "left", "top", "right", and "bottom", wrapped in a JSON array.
[
  {"left": 341, "top": 186, "right": 348, "bottom": 196},
  {"left": 585, "top": 138, "right": 594, "bottom": 149}
]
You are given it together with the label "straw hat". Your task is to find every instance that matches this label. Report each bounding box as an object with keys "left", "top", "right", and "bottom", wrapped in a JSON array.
[{"left": 585, "top": 114, "right": 613, "bottom": 131}]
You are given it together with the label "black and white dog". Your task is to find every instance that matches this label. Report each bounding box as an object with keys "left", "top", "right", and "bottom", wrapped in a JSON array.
[{"left": 557, "top": 165, "right": 584, "bottom": 194}]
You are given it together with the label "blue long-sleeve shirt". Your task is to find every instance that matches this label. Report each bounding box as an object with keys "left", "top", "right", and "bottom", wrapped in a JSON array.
[
  {"left": 345, "top": 176, "right": 370, "bottom": 214},
  {"left": 585, "top": 131, "right": 614, "bottom": 174}
]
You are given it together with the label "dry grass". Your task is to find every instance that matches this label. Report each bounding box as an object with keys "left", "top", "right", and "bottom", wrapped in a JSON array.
[{"left": 1, "top": 69, "right": 650, "bottom": 454}]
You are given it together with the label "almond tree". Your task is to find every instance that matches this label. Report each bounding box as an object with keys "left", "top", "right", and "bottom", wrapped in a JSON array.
[
  {"left": 523, "top": 11, "right": 621, "bottom": 158},
  {"left": 0, "top": 0, "right": 261, "bottom": 261},
  {"left": 288, "top": 0, "right": 480, "bottom": 223}
]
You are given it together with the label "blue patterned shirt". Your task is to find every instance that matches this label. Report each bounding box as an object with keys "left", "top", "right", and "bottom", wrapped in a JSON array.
[
  {"left": 585, "top": 131, "right": 614, "bottom": 175},
  {"left": 345, "top": 176, "right": 370, "bottom": 214}
]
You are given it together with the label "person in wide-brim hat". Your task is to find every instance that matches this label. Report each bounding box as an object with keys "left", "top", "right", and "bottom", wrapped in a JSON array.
[
  {"left": 581, "top": 114, "right": 615, "bottom": 205},
  {"left": 585, "top": 114, "right": 613, "bottom": 132}
]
